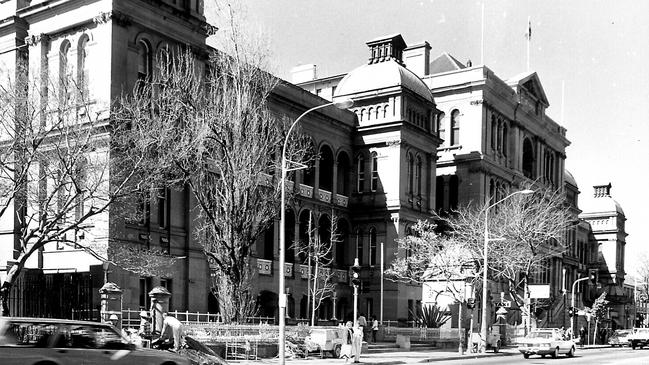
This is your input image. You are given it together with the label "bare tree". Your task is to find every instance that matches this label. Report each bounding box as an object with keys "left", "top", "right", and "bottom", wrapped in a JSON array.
[
  {"left": 113, "top": 6, "right": 309, "bottom": 323},
  {"left": 0, "top": 61, "right": 174, "bottom": 315},
  {"left": 387, "top": 187, "right": 572, "bottom": 329},
  {"left": 295, "top": 210, "right": 338, "bottom": 325}
]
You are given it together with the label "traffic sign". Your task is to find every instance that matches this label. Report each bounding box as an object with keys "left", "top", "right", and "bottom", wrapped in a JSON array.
[
  {"left": 496, "top": 307, "right": 508, "bottom": 315},
  {"left": 495, "top": 300, "right": 511, "bottom": 308}
]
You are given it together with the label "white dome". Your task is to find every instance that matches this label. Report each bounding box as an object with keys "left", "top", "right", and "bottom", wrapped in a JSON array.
[
  {"left": 580, "top": 195, "right": 625, "bottom": 216},
  {"left": 334, "top": 60, "right": 434, "bottom": 103}
]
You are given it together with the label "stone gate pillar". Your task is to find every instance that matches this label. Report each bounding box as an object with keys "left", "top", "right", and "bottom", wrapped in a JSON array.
[
  {"left": 99, "top": 282, "right": 123, "bottom": 329},
  {"left": 149, "top": 286, "right": 171, "bottom": 335}
]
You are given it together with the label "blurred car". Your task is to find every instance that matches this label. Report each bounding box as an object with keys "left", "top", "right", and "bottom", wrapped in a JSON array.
[
  {"left": 628, "top": 327, "right": 649, "bottom": 349},
  {"left": 0, "top": 317, "right": 189, "bottom": 365},
  {"left": 305, "top": 327, "right": 345, "bottom": 358},
  {"left": 608, "top": 329, "right": 632, "bottom": 347},
  {"left": 517, "top": 328, "right": 576, "bottom": 359}
]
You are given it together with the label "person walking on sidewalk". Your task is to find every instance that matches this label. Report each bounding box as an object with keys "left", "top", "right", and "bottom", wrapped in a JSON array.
[
  {"left": 371, "top": 315, "right": 379, "bottom": 343},
  {"left": 579, "top": 326, "right": 586, "bottom": 347}
]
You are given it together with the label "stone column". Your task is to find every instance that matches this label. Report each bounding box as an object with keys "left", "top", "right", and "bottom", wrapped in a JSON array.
[
  {"left": 99, "top": 282, "right": 123, "bottom": 328},
  {"left": 149, "top": 286, "right": 171, "bottom": 335}
]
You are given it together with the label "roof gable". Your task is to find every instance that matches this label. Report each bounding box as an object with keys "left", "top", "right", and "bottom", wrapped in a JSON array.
[
  {"left": 507, "top": 71, "right": 549, "bottom": 107},
  {"left": 429, "top": 52, "right": 466, "bottom": 74}
]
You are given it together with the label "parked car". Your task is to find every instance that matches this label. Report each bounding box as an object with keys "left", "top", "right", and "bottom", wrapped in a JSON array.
[
  {"left": 0, "top": 317, "right": 190, "bottom": 365},
  {"left": 608, "top": 329, "right": 632, "bottom": 347},
  {"left": 628, "top": 327, "right": 649, "bottom": 349},
  {"left": 305, "top": 327, "right": 345, "bottom": 358},
  {"left": 517, "top": 328, "right": 576, "bottom": 359}
]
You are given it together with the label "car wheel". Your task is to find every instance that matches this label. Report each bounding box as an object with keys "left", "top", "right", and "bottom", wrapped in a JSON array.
[
  {"left": 632, "top": 341, "right": 637, "bottom": 350},
  {"left": 333, "top": 344, "right": 342, "bottom": 358},
  {"left": 567, "top": 346, "right": 575, "bottom": 357},
  {"left": 551, "top": 347, "right": 559, "bottom": 359},
  {"left": 541, "top": 354, "right": 546, "bottom": 358},
  {"left": 523, "top": 353, "right": 530, "bottom": 359}
]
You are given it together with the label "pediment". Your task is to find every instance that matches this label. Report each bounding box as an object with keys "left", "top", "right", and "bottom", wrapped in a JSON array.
[{"left": 507, "top": 72, "right": 549, "bottom": 107}]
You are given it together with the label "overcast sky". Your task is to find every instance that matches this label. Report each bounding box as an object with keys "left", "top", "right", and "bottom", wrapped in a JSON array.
[{"left": 208, "top": 0, "right": 649, "bottom": 274}]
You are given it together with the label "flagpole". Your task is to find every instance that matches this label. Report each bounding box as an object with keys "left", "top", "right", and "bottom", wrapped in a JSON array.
[
  {"left": 481, "top": 1, "right": 485, "bottom": 65},
  {"left": 526, "top": 16, "right": 531, "bottom": 71}
]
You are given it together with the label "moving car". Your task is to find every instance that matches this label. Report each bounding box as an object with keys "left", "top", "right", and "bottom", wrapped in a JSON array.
[
  {"left": 608, "top": 329, "right": 632, "bottom": 347},
  {"left": 517, "top": 328, "right": 576, "bottom": 359},
  {"left": 0, "top": 317, "right": 190, "bottom": 365},
  {"left": 305, "top": 327, "right": 345, "bottom": 358},
  {"left": 628, "top": 327, "right": 649, "bottom": 349}
]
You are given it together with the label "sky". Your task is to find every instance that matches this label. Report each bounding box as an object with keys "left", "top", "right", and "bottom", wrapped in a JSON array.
[{"left": 208, "top": 0, "right": 648, "bottom": 274}]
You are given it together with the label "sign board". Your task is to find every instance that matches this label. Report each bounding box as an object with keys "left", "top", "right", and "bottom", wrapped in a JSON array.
[
  {"left": 496, "top": 307, "right": 508, "bottom": 315},
  {"left": 528, "top": 284, "right": 550, "bottom": 299},
  {"left": 495, "top": 300, "right": 511, "bottom": 308}
]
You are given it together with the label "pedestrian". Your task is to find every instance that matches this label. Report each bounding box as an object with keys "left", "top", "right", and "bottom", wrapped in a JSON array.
[
  {"left": 371, "top": 315, "right": 379, "bottom": 343},
  {"left": 340, "top": 321, "right": 354, "bottom": 363},
  {"left": 357, "top": 313, "right": 367, "bottom": 341},
  {"left": 579, "top": 326, "right": 586, "bottom": 347},
  {"left": 138, "top": 310, "right": 152, "bottom": 340},
  {"left": 155, "top": 312, "right": 184, "bottom": 351},
  {"left": 351, "top": 322, "right": 362, "bottom": 363}
]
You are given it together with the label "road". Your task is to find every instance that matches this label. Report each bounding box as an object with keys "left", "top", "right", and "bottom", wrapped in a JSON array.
[{"left": 436, "top": 347, "right": 649, "bottom": 364}]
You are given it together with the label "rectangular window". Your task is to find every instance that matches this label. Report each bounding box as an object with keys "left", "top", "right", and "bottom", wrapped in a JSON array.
[
  {"left": 370, "top": 155, "right": 378, "bottom": 192},
  {"left": 157, "top": 188, "right": 169, "bottom": 229},
  {"left": 139, "top": 277, "right": 152, "bottom": 309},
  {"left": 356, "top": 233, "right": 363, "bottom": 265},
  {"left": 357, "top": 157, "right": 365, "bottom": 192},
  {"left": 408, "top": 299, "right": 414, "bottom": 321},
  {"left": 369, "top": 229, "right": 377, "bottom": 266},
  {"left": 137, "top": 192, "right": 151, "bottom": 226},
  {"left": 315, "top": 88, "right": 322, "bottom": 96}
]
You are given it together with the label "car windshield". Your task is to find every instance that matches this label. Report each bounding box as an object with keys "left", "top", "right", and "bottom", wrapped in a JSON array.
[{"left": 528, "top": 332, "right": 553, "bottom": 339}]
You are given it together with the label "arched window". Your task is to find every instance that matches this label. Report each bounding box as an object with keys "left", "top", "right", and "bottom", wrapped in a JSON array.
[
  {"left": 490, "top": 115, "right": 497, "bottom": 150},
  {"left": 360, "top": 109, "right": 365, "bottom": 122},
  {"left": 450, "top": 109, "right": 460, "bottom": 145},
  {"left": 369, "top": 227, "right": 377, "bottom": 266},
  {"left": 336, "top": 219, "right": 349, "bottom": 266},
  {"left": 262, "top": 221, "right": 275, "bottom": 260},
  {"left": 298, "top": 210, "right": 312, "bottom": 263},
  {"left": 437, "top": 112, "right": 446, "bottom": 143},
  {"left": 522, "top": 138, "right": 535, "bottom": 178},
  {"left": 355, "top": 229, "right": 363, "bottom": 265},
  {"left": 383, "top": 105, "right": 388, "bottom": 118},
  {"left": 497, "top": 119, "right": 503, "bottom": 152},
  {"left": 137, "top": 40, "right": 151, "bottom": 82},
  {"left": 318, "top": 145, "right": 334, "bottom": 192},
  {"left": 368, "top": 107, "right": 373, "bottom": 121},
  {"left": 77, "top": 35, "right": 89, "bottom": 101},
  {"left": 285, "top": 209, "right": 296, "bottom": 263},
  {"left": 407, "top": 153, "right": 414, "bottom": 195},
  {"left": 375, "top": 106, "right": 381, "bottom": 119},
  {"left": 489, "top": 179, "right": 495, "bottom": 201},
  {"left": 336, "top": 152, "right": 351, "bottom": 196},
  {"left": 502, "top": 124, "right": 508, "bottom": 157},
  {"left": 415, "top": 155, "right": 422, "bottom": 196},
  {"left": 370, "top": 152, "right": 379, "bottom": 192},
  {"left": 59, "top": 40, "right": 71, "bottom": 105},
  {"left": 356, "top": 155, "right": 365, "bottom": 192}
]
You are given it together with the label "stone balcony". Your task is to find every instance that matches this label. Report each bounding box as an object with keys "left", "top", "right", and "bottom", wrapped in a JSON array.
[
  {"left": 299, "top": 184, "right": 313, "bottom": 198},
  {"left": 318, "top": 189, "right": 332, "bottom": 203},
  {"left": 257, "top": 258, "right": 272, "bottom": 276},
  {"left": 335, "top": 194, "right": 349, "bottom": 207}
]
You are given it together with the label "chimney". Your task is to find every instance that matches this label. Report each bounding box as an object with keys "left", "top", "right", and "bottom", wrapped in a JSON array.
[
  {"left": 593, "top": 183, "right": 612, "bottom": 198},
  {"left": 366, "top": 34, "right": 407, "bottom": 65},
  {"left": 290, "top": 64, "right": 317, "bottom": 84},
  {"left": 403, "top": 41, "right": 431, "bottom": 77}
]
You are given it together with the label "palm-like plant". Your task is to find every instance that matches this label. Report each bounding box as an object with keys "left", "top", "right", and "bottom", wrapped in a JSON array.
[{"left": 410, "top": 305, "right": 451, "bottom": 328}]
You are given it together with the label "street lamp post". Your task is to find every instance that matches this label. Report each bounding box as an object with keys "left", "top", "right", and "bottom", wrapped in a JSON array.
[
  {"left": 480, "top": 189, "right": 534, "bottom": 353},
  {"left": 278, "top": 98, "right": 353, "bottom": 363},
  {"left": 570, "top": 276, "right": 589, "bottom": 340}
]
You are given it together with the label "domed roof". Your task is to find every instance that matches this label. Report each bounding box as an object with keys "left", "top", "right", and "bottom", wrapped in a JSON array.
[
  {"left": 564, "top": 170, "right": 578, "bottom": 188},
  {"left": 580, "top": 196, "right": 625, "bottom": 216},
  {"left": 334, "top": 60, "right": 434, "bottom": 103},
  {"left": 580, "top": 183, "right": 625, "bottom": 216}
]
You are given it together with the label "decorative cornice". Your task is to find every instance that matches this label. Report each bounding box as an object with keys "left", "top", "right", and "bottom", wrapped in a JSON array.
[
  {"left": 93, "top": 10, "right": 132, "bottom": 27},
  {"left": 24, "top": 33, "right": 49, "bottom": 47}
]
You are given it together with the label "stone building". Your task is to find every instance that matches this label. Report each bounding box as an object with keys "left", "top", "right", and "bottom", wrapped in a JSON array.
[
  {"left": 579, "top": 183, "right": 629, "bottom": 328},
  {"left": 0, "top": 2, "right": 440, "bottom": 323},
  {"left": 298, "top": 34, "right": 575, "bottom": 329}
]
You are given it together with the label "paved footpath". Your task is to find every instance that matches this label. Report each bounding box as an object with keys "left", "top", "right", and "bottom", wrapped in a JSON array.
[{"left": 230, "top": 345, "right": 612, "bottom": 365}]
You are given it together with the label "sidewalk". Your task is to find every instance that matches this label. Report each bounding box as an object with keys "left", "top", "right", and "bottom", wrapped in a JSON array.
[{"left": 228, "top": 344, "right": 612, "bottom": 365}]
